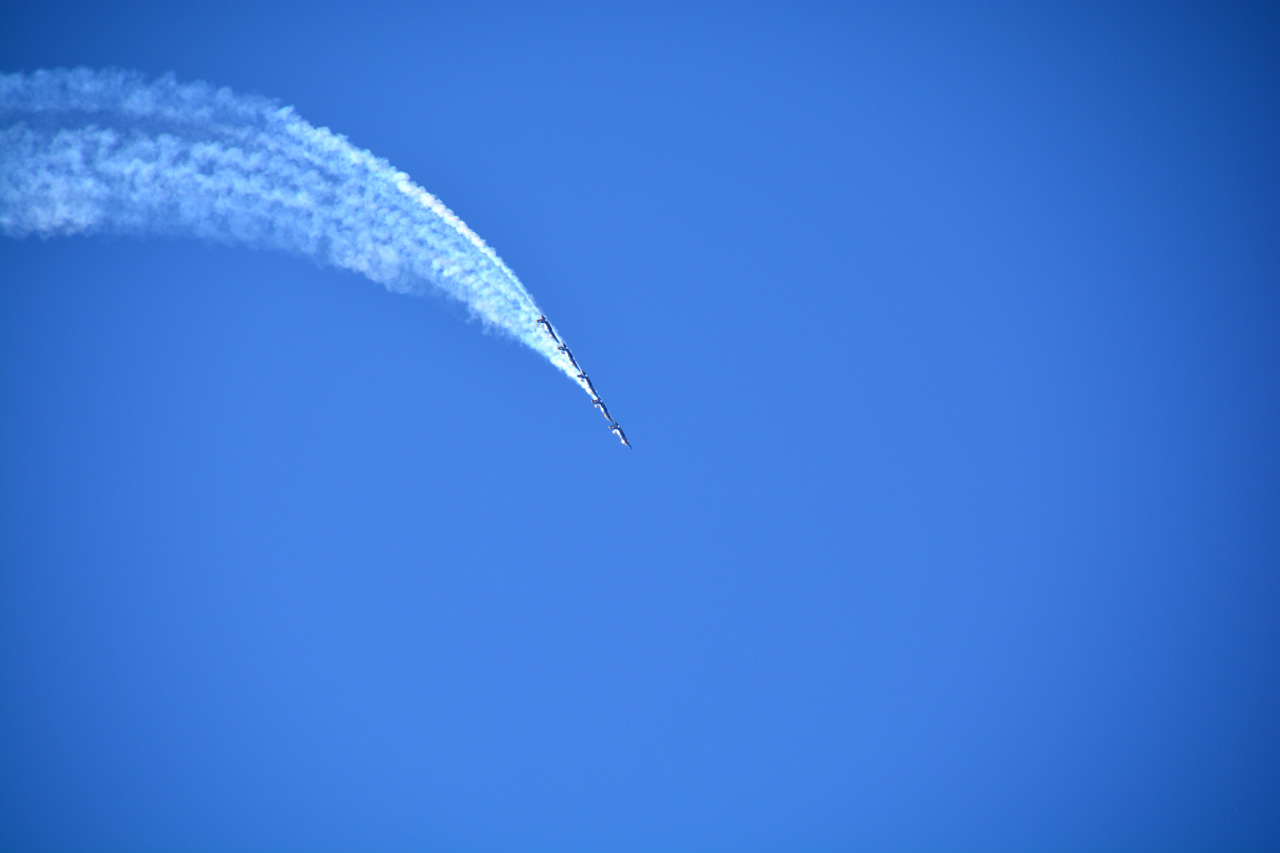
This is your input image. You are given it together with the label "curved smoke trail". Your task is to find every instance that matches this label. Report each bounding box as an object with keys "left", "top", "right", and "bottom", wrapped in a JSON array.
[{"left": 0, "top": 67, "right": 586, "bottom": 388}]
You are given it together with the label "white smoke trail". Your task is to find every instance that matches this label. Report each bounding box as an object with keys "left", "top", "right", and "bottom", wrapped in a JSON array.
[{"left": 0, "top": 67, "right": 586, "bottom": 386}]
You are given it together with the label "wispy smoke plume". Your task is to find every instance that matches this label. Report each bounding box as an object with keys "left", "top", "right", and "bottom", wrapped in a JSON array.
[{"left": 0, "top": 67, "right": 582, "bottom": 383}]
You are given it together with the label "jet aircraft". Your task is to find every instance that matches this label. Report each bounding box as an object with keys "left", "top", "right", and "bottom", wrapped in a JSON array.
[
  {"left": 557, "top": 344, "right": 580, "bottom": 367},
  {"left": 536, "top": 315, "right": 561, "bottom": 344},
  {"left": 592, "top": 398, "right": 614, "bottom": 423},
  {"left": 610, "top": 423, "right": 632, "bottom": 448}
]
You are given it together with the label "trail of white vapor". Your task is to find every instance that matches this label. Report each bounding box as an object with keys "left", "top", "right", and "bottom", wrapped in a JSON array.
[{"left": 0, "top": 67, "right": 584, "bottom": 386}]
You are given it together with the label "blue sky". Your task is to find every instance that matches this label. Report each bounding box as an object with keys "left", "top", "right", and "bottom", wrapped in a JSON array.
[{"left": 2, "top": 1, "right": 1278, "bottom": 850}]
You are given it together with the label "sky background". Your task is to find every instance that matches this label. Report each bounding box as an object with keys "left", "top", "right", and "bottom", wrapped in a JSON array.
[{"left": 2, "top": 1, "right": 1278, "bottom": 850}]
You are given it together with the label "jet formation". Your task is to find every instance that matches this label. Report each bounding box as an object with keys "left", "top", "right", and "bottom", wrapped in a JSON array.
[{"left": 537, "top": 315, "right": 630, "bottom": 448}]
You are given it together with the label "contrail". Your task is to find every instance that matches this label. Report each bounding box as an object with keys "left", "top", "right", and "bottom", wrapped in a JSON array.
[{"left": 1, "top": 67, "right": 625, "bottom": 442}]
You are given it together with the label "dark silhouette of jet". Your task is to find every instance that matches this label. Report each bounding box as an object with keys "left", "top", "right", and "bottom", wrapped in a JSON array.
[
  {"left": 610, "top": 423, "right": 632, "bottom": 448},
  {"left": 592, "top": 398, "right": 614, "bottom": 423},
  {"left": 557, "top": 344, "right": 580, "bottom": 368},
  {"left": 536, "top": 315, "right": 561, "bottom": 344}
]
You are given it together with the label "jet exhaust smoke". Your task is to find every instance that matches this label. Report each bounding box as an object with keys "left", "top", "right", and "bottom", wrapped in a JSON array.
[{"left": 1, "top": 68, "right": 625, "bottom": 441}]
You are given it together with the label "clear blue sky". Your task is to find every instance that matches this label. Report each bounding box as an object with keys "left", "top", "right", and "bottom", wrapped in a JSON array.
[{"left": 2, "top": 2, "right": 1278, "bottom": 850}]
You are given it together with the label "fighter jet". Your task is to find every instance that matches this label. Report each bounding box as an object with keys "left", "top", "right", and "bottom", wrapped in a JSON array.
[
  {"left": 609, "top": 423, "right": 632, "bottom": 448},
  {"left": 536, "top": 315, "right": 561, "bottom": 344},
  {"left": 576, "top": 373, "right": 599, "bottom": 397},
  {"left": 592, "top": 398, "right": 614, "bottom": 423},
  {"left": 557, "top": 344, "right": 580, "bottom": 367}
]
